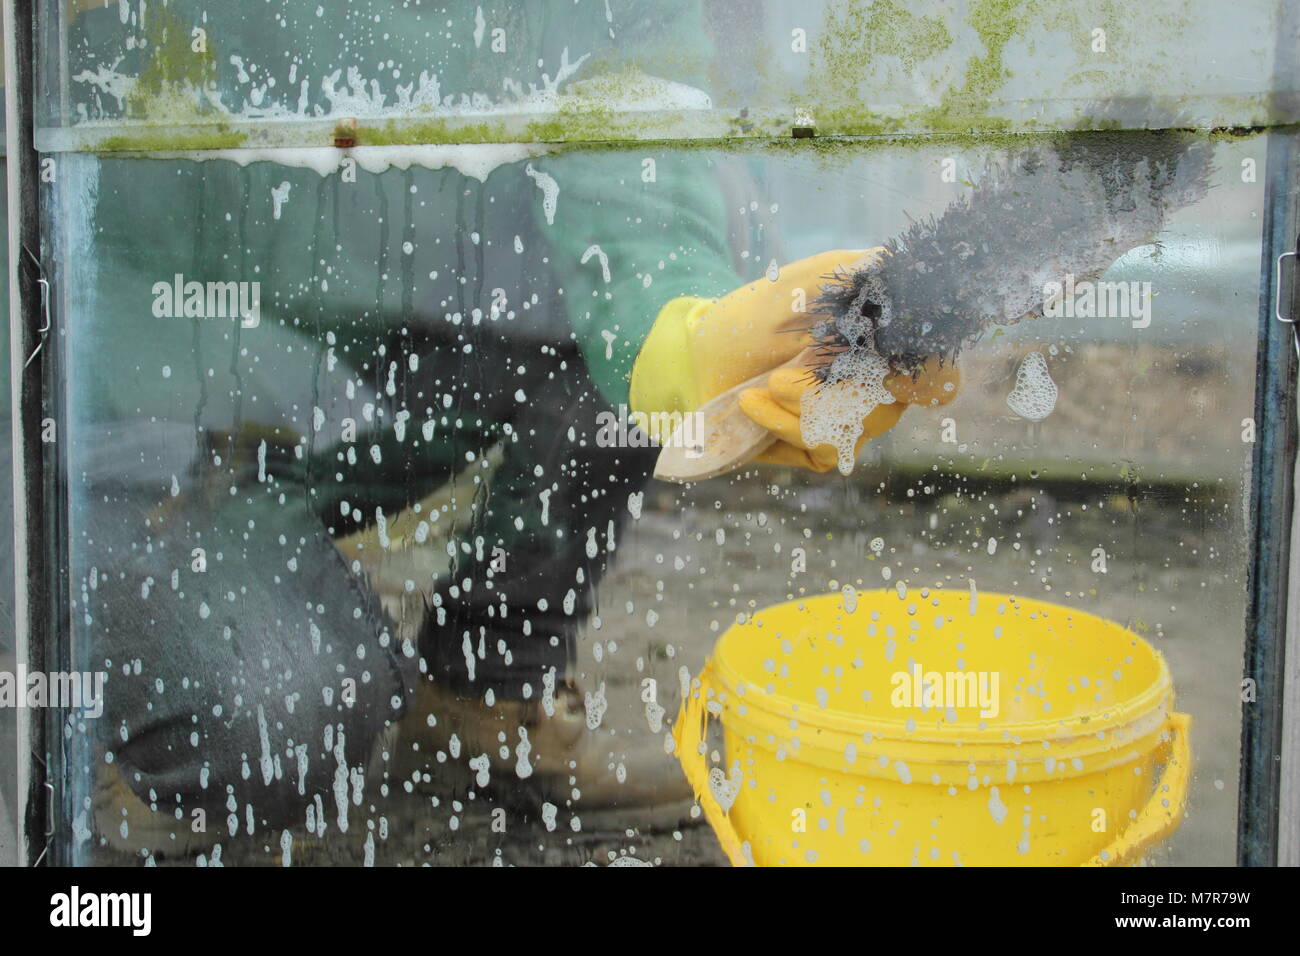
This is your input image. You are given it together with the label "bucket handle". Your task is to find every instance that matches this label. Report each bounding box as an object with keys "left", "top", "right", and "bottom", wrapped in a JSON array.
[
  {"left": 1086, "top": 711, "right": 1192, "bottom": 867},
  {"left": 674, "top": 662, "right": 752, "bottom": 866}
]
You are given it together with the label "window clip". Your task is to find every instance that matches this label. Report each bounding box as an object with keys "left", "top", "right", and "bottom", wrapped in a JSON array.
[
  {"left": 1276, "top": 250, "right": 1296, "bottom": 324},
  {"left": 1276, "top": 249, "right": 1298, "bottom": 361},
  {"left": 792, "top": 109, "right": 815, "bottom": 139},
  {"left": 20, "top": 245, "right": 50, "bottom": 370},
  {"left": 27, "top": 750, "right": 53, "bottom": 865}
]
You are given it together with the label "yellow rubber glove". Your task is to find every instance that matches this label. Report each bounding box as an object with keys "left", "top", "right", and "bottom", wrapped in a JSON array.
[
  {"left": 738, "top": 357, "right": 959, "bottom": 472},
  {"left": 629, "top": 248, "right": 873, "bottom": 418},
  {"left": 629, "top": 248, "right": 959, "bottom": 473}
]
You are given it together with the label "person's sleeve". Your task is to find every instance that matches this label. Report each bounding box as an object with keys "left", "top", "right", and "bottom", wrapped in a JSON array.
[
  {"left": 534, "top": 149, "right": 738, "bottom": 409},
  {"left": 528, "top": 0, "right": 741, "bottom": 408}
]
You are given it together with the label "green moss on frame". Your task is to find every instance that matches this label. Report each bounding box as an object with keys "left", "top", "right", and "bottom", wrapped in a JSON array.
[
  {"left": 125, "top": 4, "right": 219, "bottom": 122},
  {"left": 96, "top": 126, "right": 247, "bottom": 153}
]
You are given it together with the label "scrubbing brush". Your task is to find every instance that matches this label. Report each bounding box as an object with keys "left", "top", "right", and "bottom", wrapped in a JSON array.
[
  {"left": 655, "top": 125, "right": 1214, "bottom": 483},
  {"left": 812, "top": 128, "right": 1214, "bottom": 375}
]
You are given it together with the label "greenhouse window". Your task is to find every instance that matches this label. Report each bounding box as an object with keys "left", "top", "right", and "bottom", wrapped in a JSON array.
[{"left": 2, "top": 0, "right": 1299, "bottom": 879}]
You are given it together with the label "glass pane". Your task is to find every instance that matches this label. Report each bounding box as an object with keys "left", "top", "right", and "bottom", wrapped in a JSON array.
[
  {"left": 38, "top": 0, "right": 1298, "bottom": 151},
  {"left": 48, "top": 127, "right": 1264, "bottom": 865}
]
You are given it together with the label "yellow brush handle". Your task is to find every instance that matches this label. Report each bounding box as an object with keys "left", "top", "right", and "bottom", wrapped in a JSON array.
[
  {"left": 673, "top": 662, "right": 751, "bottom": 866},
  {"left": 1086, "top": 712, "right": 1192, "bottom": 866}
]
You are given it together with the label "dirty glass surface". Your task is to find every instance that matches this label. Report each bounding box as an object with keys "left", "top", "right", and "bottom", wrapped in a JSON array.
[
  {"left": 36, "top": 0, "right": 1297, "bottom": 150},
  {"left": 46, "top": 126, "right": 1263, "bottom": 865},
  {"left": 24, "top": 0, "right": 1288, "bottom": 868}
]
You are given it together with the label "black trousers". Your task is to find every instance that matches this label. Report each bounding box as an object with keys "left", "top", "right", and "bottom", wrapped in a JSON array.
[
  {"left": 78, "top": 333, "right": 655, "bottom": 835},
  {"left": 296, "top": 322, "right": 660, "bottom": 700}
]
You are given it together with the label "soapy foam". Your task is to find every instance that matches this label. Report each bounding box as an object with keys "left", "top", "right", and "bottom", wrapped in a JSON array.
[
  {"left": 141, "top": 143, "right": 547, "bottom": 181},
  {"left": 1005, "top": 351, "right": 1058, "bottom": 421},
  {"left": 525, "top": 163, "right": 560, "bottom": 224},
  {"left": 799, "top": 345, "right": 895, "bottom": 476}
]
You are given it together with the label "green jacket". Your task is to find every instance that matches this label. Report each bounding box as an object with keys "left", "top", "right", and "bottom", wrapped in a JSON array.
[{"left": 67, "top": 1, "right": 740, "bottom": 544}]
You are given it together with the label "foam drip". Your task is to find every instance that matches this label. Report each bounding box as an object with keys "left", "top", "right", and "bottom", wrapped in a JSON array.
[
  {"left": 1005, "top": 351, "right": 1058, "bottom": 421},
  {"left": 799, "top": 342, "right": 895, "bottom": 476}
]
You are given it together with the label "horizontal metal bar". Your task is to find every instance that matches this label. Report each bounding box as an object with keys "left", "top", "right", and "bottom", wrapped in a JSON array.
[{"left": 30, "top": 93, "right": 1300, "bottom": 155}]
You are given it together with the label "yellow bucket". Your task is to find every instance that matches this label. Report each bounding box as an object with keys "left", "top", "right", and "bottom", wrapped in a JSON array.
[{"left": 675, "top": 590, "right": 1190, "bottom": 866}]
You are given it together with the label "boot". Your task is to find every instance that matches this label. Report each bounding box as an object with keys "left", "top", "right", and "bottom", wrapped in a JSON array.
[
  {"left": 93, "top": 752, "right": 378, "bottom": 865},
  {"left": 398, "top": 676, "right": 696, "bottom": 832},
  {"left": 91, "top": 762, "right": 216, "bottom": 862}
]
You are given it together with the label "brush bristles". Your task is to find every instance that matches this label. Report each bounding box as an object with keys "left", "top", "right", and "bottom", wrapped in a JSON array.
[{"left": 810, "top": 127, "right": 1215, "bottom": 378}]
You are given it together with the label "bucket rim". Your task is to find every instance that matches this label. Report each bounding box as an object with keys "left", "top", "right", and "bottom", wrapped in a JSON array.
[{"left": 709, "top": 589, "right": 1173, "bottom": 748}]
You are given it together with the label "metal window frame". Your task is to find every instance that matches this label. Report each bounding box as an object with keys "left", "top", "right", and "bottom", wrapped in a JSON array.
[
  {"left": 1279, "top": 343, "right": 1300, "bottom": 865},
  {"left": 4, "top": 0, "right": 1299, "bottom": 868},
  {"left": 1238, "top": 0, "right": 1300, "bottom": 866},
  {"left": 4, "top": 0, "right": 51, "bottom": 868},
  {"left": 1240, "top": 129, "right": 1299, "bottom": 867}
]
